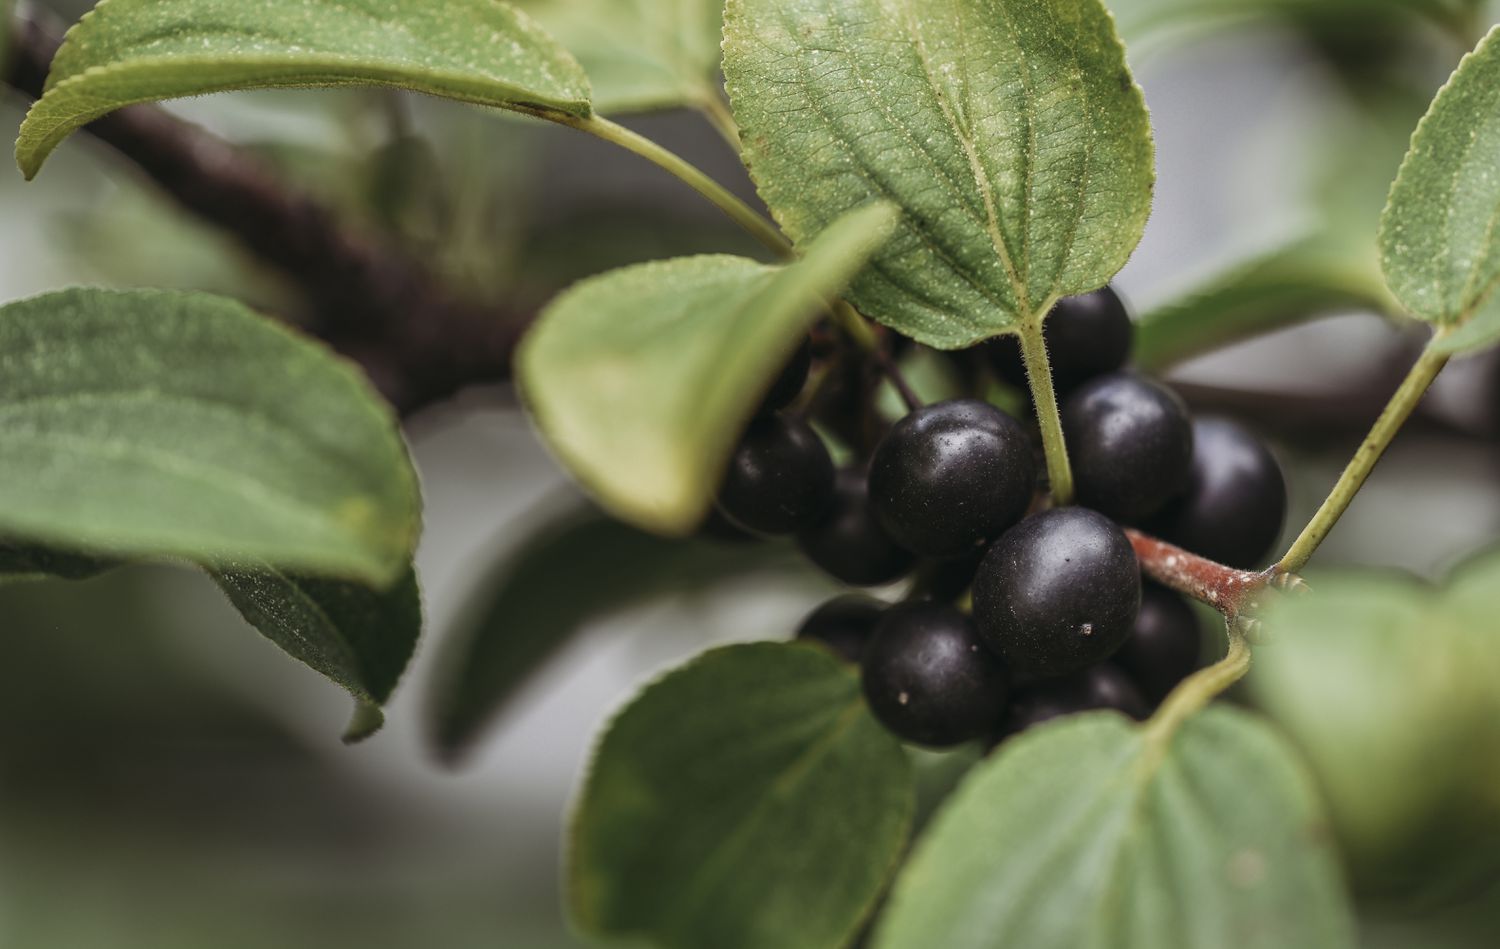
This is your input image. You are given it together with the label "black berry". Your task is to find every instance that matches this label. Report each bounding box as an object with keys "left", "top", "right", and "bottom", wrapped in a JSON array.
[
  {"left": 758, "top": 336, "right": 813, "bottom": 415},
  {"left": 796, "top": 594, "right": 884, "bottom": 664},
  {"left": 867, "top": 399, "right": 1036, "bottom": 559},
  {"left": 1146, "top": 417, "right": 1287, "bottom": 569},
  {"left": 995, "top": 664, "right": 1149, "bottom": 743},
  {"left": 914, "top": 548, "right": 986, "bottom": 602},
  {"left": 1114, "top": 583, "right": 1202, "bottom": 704},
  {"left": 971, "top": 507, "right": 1141, "bottom": 681},
  {"left": 715, "top": 414, "right": 835, "bottom": 535},
  {"left": 1061, "top": 372, "right": 1194, "bottom": 523},
  {"left": 987, "top": 286, "right": 1134, "bottom": 394},
  {"left": 861, "top": 602, "right": 1008, "bottom": 747},
  {"left": 797, "top": 469, "right": 915, "bottom": 586}
]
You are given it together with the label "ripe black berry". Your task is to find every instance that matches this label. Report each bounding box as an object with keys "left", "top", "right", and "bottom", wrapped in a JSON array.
[
  {"left": 971, "top": 507, "right": 1140, "bottom": 681},
  {"left": 914, "top": 548, "right": 986, "bottom": 602},
  {"left": 1147, "top": 417, "right": 1287, "bottom": 569},
  {"left": 758, "top": 336, "right": 813, "bottom": 415},
  {"left": 867, "top": 399, "right": 1036, "bottom": 559},
  {"left": 1061, "top": 372, "right": 1194, "bottom": 523},
  {"left": 797, "top": 469, "right": 915, "bottom": 586},
  {"left": 987, "top": 286, "right": 1134, "bottom": 394},
  {"left": 861, "top": 602, "right": 1008, "bottom": 747},
  {"left": 715, "top": 414, "right": 835, "bottom": 535},
  {"left": 795, "top": 594, "right": 884, "bottom": 664},
  {"left": 994, "top": 664, "right": 1149, "bottom": 743},
  {"left": 1113, "top": 582, "right": 1202, "bottom": 704}
]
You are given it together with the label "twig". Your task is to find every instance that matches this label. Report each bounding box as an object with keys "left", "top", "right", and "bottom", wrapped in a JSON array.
[{"left": 1125, "top": 528, "right": 1278, "bottom": 620}]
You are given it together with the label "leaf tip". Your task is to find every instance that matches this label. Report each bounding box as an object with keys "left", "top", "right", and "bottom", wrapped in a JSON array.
[{"left": 342, "top": 701, "right": 386, "bottom": 744}]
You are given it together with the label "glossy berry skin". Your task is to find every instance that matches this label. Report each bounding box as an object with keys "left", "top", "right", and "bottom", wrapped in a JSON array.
[
  {"left": 1061, "top": 372, "right": 1194, "bottom": 523},
  {"left": 1147, "top": 417, "right": 1287, "bottom": 569},
  {"left": 868, "top": 399, "right": 1036, "bottom": 560},
  {"left": 795, "top": 594, "right": 885, "bottom": 664},
  {"left": 1114, "top": 583, "right": 1202, "bottom": 704},
  {"left": 797, "top": 469, "right": 916, "bottom": 586},
  {"left": 861, "top": 602, "right": 1008, "bottom": 747},
  {"left": 972, "top": 507, "right": 1141, "bottom": 681},
  {"left": 715, "top": 415, "right": 835, "bottom": 536},
  {"left": 988, "top": 286, "right": 1134, "bottom": 394},
  {"left": 758, "top": 336, "right": 813, "bottom": 416},
  {"left": 994, "top": 664, "right": 1149, "bottom": 744}
]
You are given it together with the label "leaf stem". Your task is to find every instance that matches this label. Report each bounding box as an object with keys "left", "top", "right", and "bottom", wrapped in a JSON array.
[
  {"left": 557, "top": 113, "right": 791, "bottom": 259},
  {"left": 1125, "top": 529, "right": 1273, "bottom": 617},
  {"left": 1144, "top": 623, "right": 1251, "bottom": 753},
  {"left": 1017, "top": 322, "right": 1073, "bottom": 505},
  {"left": 1276, "top": 336, "right": 1451, "bottom": 574},
  {"left": 699, "top": 95, "right": 744, "bottom": 153}
]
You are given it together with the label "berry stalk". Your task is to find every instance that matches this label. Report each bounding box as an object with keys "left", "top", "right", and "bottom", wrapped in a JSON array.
[
  {"left": 1126, "top": 529, "right": 1270, "bottom": 618},
  {"left": 1017, "top": 321, "right": 1075, "bottom": 505}
]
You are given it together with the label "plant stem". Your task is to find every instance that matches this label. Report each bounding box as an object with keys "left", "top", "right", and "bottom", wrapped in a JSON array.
[
  {"left": 832, "top": 300, "right": 881, "bottom": 352},
  {"left": 1017, "top": 321, "right": 1073, "bottom": 505},
  {"left": 558, "top": 113, "right": 791, "bottom": 260},
  {"left": 1276, "top": 338, "right": 1451, "bottom": 574},
  {"left": 879, "top": 352, "right": 923, "bottom": 412},
  {"left": 1125, "top": 529, "right": 1271, "bottom": 617},
  {"left": 699, "top": 95, "right": 744, "bottom": 153},
  {"left": 1144, "top": 625, "right": 1251, "bottom": 754}
]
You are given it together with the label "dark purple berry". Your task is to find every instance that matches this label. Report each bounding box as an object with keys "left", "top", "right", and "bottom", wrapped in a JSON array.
[
  {"left": 797, "top": 469, "right": 915, "bottom": 586},
  {"left": 795, "top": 594, "right": 884, "bottom": 664},
  {"left": 1114, "top": 583, "right": 1202, "bottom": 704},
  {"left": 715, "top": 415, "right": 835, "bottom": 535},
  {"left": 987, "top": 286, "right": 1134, "bottom": 394},
  {"left": 994, "top": 664, "right": 1149, "bottom": 744},
  {"left": 1062, "top": 372, "right": 1194, "bottom": 523}
]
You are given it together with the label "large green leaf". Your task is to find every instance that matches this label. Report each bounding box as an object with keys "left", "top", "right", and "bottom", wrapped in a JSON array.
[
  {"left": 0, "top": 540, "right": 112, "bottom": 583},
  {"left": 1379, "top": 25, "right": 1500, "bottom": 354},
  {"left": 16, "top": 0, "right": 592, "bottom": 179},
  {"left": 431, "top": 504, "right": 806, "bottom": 758},
  {"left": 211, "top": 564, "right": 422, "bottom": 743},
  {"left": 0, "top": 288, "right": 420, "bottom": 586},
  {"left": 519, "top": 202, "right": 896, "bottom": 535},
  {"left": 516, "top": 0, "right": 723, "bottom": 115},
  {"left": 723, "top": 0, "right": 1155, "bottom": 348},
  {"left": 874, "top": 708, "right": 1355, "bottom": 949},
  {"left": 570, "top": 642, "right": 913, "bottom": 949}
]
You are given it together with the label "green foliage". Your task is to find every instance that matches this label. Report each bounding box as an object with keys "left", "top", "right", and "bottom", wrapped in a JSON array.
[
  {"left": 722, "top": 0, "right": 1155, "bottom": 348},
  {"left": 570, "top": 642, "right": 913, "bottom": 949},
  {"left": 516, "top": 0, "right": 723, "bottom": 115},
  {"left": 0, "top": 541, "right": 111, "bottom": 582},
  {"left": 431, "top": 504, "right": 807, "bottom": 758},
  {"left": 212, "top": 564, "right": 422, "bottom": 742},
  {"left": 16, "top": 0, "right": 592, "bottom": 179},
  {"left": 0, "top": 288, "right": 420, "bottom": 586},
  {"left": 518, "top": 203, "right": 896, "bottom": 535},
  {"left": 874, "top": 709, "right": 1355, "bottom": 949},
  {"left": 1380, "top": 26, "right": 1500, "bottom": 353}
]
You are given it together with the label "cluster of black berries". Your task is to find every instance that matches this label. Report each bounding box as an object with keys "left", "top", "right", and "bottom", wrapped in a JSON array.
[{"left": 711, "top": 286, "right": 1287, "bottom": 748}]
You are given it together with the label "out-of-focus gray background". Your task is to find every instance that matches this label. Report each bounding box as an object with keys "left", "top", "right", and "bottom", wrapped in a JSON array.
[{"left": 3, "top": 1, "right": 1500, "bottom": 946}]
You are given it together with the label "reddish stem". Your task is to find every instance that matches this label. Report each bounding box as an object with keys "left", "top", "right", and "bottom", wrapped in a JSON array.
[{"left": 1125, "top": 529, "right": 1278, "bottom": 618}]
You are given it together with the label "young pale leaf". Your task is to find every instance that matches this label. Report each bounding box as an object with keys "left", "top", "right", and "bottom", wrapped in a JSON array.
[
  {"left": 16, "top": 0, "right": 591, "bottom": 179},
  {"left": 519, "top": 202, "right": 897, "bottom": 535},
  {"left": 431, "top": 505, "right": 805, "bottom": 759},
  {"left": 515, "top": 0, "right": 723, "bottom": 115},
  {"left": 723, "top": 0, "right": 1155, "bottom": 348},
  {"left": 211, "top": 564, "right": 421, "bottom": 743},
  {"left": 1379, "top": 26, "right": 1500, "bottom": 354},
  {"left": 570, "top": 642, "right": 913, "bottom": 949},
  {"left": 0, "top": 288, "right": 420, "bottom": 586},
  {"left": 874, "top": 708, "right": 1355, "bottom": 949}
]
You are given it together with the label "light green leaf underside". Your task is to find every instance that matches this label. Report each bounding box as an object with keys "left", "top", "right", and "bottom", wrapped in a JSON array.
[
  {"left": 211, "top": 563, "right": 422, "bottom": 743},
  {"left": 17, "top": 0, "right": 591, "bottom": 178},
  {"left": 570, "top": 642, "right": 913, "bottom": 949},
  {"left": 723, "top": 0, "right": 1155, "bottom": 348},
  {"left": 0, "top": 288, "right": 420, "bottom": 586},
  {"left": 1379, "top": 25, "right": 1500, "bottom": 352},
  {"left": 519, "top": 202, "right": 897, "bottom": 535},
  {"left": 515, "top": 0, "right": 722, "bottom": 114},
  {"left": 874, "top": 708, "right": 1355, "bottom": 949}
]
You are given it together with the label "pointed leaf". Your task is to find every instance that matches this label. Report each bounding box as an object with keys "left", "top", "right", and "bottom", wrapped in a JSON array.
[
  {"left": 17, "top": 0, "right": 591, "bottom": 178},
  {"left": 874, "top": 708, "right": 1355, "bottom": 949},
  {"left": 519, "top": 202, "right": 897, "bottom": 534},
  {"left": 570, "top": 642, "right": 913, "bottom": 949},
  {"left": 0, "top": 288, "right": 420, "bottom": 585},
  {"left": 723, "top": 0, "right": 1155, "bottom": 348},
  {"left": 1379, "top": 26, "right": 1500, "bottom": 353}
]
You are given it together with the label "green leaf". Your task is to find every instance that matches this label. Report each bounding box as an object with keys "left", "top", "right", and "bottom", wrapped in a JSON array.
[
  {"left": 211, "top": 564, "right": 421, "bottom": 743},
  {"left": 516, "top": 0, "right": 723, "bottom": 115},
  {"left": 0, "top": 288, "right": 420, "bottom": 586},
  {"left": 1379, "top": 25, "right": 1500, "bottom": 353},
  {"left": 16, "top": 0, "right": 592, "bottom": 179},
  {"left": 519, "top": 202, "right": 897, "bottom": 534},
  {"left": 570, "top": 642, "right": 913, "bottom": 949},
  {"left": 431, "top": 504, "right": 805, "bottom": 758},
  {"left": 0, "top": 540, "right": 112, "bottom": 583},
  {"left": 723, "top": 0, "right": 1155, "bottom": 348},
  {"left": 874, "top": 708, "right": 1355, "bottom": 949}
]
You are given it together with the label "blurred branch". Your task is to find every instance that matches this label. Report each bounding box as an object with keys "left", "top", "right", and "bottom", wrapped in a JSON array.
[{"left": 3, "top": 7, "right": 524, "bottom": 416}]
